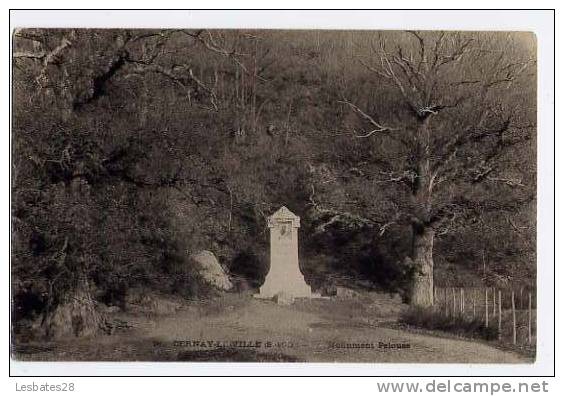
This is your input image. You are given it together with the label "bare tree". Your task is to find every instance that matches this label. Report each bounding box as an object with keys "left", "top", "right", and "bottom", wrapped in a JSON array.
[{"left": 338, "top": 31, "right": 535, "bottom": 306}]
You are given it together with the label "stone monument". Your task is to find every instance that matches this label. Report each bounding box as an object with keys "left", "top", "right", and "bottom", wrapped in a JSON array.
[{"left": 256, "top": 206, "right": 315, "bottom": 299}]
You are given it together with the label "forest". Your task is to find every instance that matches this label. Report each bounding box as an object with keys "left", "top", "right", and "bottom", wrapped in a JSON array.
[{"left": 12, "top": 29, "right": 536, "bottom": 338}]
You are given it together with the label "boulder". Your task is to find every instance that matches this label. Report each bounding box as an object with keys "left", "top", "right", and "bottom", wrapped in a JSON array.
[{"left": 190, "top": 250, "right": 232, "bottom": 291}]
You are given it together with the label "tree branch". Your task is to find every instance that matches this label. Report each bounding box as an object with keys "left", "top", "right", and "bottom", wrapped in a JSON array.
[{"left": 338, "top": 97, "right": 408, "bottom": 145}]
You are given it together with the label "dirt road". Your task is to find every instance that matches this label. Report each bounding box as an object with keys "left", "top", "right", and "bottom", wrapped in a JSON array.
[
  {"left": 138, "top": 294, "right": 530, "bottom": 363},
  {"left": 15, "top": 294, "right": 532, "bottom": 363}
]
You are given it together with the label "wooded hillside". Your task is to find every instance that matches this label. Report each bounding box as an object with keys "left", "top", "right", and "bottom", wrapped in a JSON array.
[{"left": 12, "top": 29, "right": 536, "bottom": 328}]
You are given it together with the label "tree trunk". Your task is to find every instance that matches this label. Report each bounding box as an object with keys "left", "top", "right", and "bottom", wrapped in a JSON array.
[
  {"left": 408, "top": 116, "right": 435, "bottom": 307},
  {"left": 42, "top": 277, "right": 107, "bottom": 340},
  {"left": 410, "top": 225, "right": 435, "bottom": 307}
]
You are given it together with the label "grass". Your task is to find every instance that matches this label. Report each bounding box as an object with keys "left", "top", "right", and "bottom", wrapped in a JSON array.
[{"left": 400, "top": 306, "right": 499, "bottom": 341}]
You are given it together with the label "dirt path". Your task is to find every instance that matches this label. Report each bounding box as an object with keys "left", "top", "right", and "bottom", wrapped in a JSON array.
[
  {"left": 139, "top": 295, "right": 530, "bottom": 363},
  {"left": 14, "top": 294, "right": 532, "bottom": 363}
]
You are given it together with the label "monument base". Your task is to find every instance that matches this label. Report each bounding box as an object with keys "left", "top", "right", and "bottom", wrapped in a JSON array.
[
  {"left": 254, "top": 281, "right": 323, "bottom": 301},
  {"left": 253, "top": 292, "right": 323, "bottom": 301},
  {"left": 254, "top": 291, "right": 322, "bottom": 298},
  {"left": 256, "top": 276, "right": 315, "bottom": 299}
]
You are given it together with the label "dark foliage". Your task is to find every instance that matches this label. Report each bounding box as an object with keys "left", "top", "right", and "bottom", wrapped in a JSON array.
[
  {"left": 12, "top": 29, "right": 536, "bottom": 326},
  {"left": 229, "top": 250, "right": 268, "bottom": 289}
]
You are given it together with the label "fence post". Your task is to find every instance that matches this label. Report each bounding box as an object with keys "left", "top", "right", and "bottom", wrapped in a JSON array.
[
  {"left": 512, "top": 291, "right": 517, "bottom": 345},
  {"left": 452, "top": 287, "right": 456, "bottom": 316},
  {"left": 492, "top": 288, "right": 496, "bottom": 318},
  {"left": 473, "top": 288, "right": 476, "bottom": 318},
  {"left": 460, "top": 288, "right": 465, "bottom": 313},
  {"left": 498, "top": 289, "right": 502, "bottom": 340},
  {"left": 485, "top": 288, "right": 489, "bottom": 327},
  {"left": 528, "top": 291, "right": 532, "bottom": 344},
  {"left": 444, "top": 288, "right": 448, "bottom": 317}
]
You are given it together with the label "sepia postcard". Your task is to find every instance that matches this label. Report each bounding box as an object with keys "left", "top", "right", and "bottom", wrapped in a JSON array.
[{"left": 9, "top": 10, "right": 553, "bottom": 376}]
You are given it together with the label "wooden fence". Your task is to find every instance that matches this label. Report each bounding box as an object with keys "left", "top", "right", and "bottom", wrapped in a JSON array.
[{"left": 433, "top": 286, "right": 536, "bottom": 346}]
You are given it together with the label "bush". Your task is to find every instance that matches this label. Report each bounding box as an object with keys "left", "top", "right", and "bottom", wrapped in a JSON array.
[
  {"left": 12, "top": 281, "right": 47, "bottom": 322},
  {"left": 400, "top": 307, "right": 499, "bottom": 341},
  {"left": 229, "top": 250, "right": 268, "bottom": 289}
]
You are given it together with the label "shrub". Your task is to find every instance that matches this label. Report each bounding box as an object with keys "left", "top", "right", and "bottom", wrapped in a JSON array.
[
  {"left": 400, "top": 306, "right": 499, "bottom": 341},
  {"left": 229, "top": 250, "right": 268, "bottom": 289}
]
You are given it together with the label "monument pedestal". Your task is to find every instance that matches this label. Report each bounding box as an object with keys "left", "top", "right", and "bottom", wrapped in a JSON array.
[
  {"left": 255, "top": 206, "right": 317, "bottom": 300},
  {"left": 258, "top": 272, "right": 313, "bottom": 299}
]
